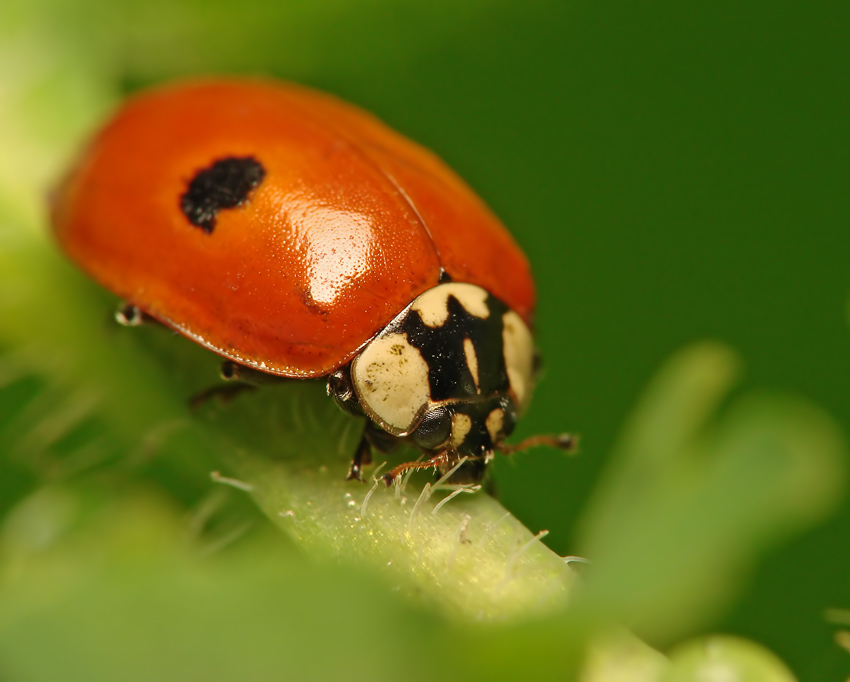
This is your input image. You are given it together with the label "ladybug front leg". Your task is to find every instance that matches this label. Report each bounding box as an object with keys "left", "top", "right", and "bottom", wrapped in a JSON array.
[
  {"left": 346, "top": 433, "right": 373, "bottom": 482},
  {"left": 346, "top": 420, "right": 400, "bottom": 482},
  {"left": 380, "top": 452, "right": 454, "bottom": 487}
]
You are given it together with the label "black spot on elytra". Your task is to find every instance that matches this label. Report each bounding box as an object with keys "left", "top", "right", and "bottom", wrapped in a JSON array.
[
  {"left": 401, "top": 294, "right": 509, "bottom": 402},
  {"left": 180, "top": 156, "right": 266, "bottom": 233}
]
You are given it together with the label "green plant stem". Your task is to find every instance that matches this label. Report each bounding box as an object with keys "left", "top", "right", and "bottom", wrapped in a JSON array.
[{"left": 236, "top": 450, "right": 576, "bottom": 621}]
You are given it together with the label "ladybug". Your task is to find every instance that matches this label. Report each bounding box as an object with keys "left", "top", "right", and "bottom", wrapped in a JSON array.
[{"left": 51, "top": 79, "right": 573, "bottom": 484}]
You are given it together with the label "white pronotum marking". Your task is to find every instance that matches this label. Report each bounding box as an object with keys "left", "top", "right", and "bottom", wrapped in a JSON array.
[
  {"left": 351, "top": 332, "right": 430, "bottom": 434},
  {"left": 485, "top": 408, "right": 504, "bottom": 443},
  {"left": 411, "top": 283, "right": 489, "bottom": 327},
  {"left": 450, "top": 412, "right": 472, "bottom": 447},
  {"left": 463, "top": 337, "right": 480, "bottom": 390},
  {"left": 501, "top": 311, "right": 534, "bottom": 410}
]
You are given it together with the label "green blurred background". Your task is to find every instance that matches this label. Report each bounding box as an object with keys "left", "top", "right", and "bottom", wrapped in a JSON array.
[{"left": 1, "top": 0, "right": 848, "bottom": 678}]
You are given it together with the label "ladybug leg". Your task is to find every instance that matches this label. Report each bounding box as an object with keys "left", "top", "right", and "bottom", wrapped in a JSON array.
[
  {"left": 115, "top": 302, "right": 161, "bottom": 327},
  {"left": 218, "top": 360, "right": 293, "bottom": 386},
  {"left": 189, "top": 382, "right": 256, "bottom": 411},
  {"left": 189, "top": 360, "right": 292, "bottom": 411},
  {"left": 346, "top": 432, "right": 373, "bottom": 482},
  {"left": 346, "top": 421, "right": 398, "bottom": 482},
  {"left": 381, "top": 451, "right": 454, "bottom": 487},
  {"left": 497, "top": 433, "right": 578, "bottom": 455}
]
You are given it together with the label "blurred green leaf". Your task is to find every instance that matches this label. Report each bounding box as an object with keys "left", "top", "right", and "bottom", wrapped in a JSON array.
[
  {"left": 664, "top": 636, "right": 795, "bottom": 682},
  {"left": 0, "top": 485, "right": 438, "bottom": 682},
  {"left": 0, "top": 0, "right": 117, "bottom": 231},
  {"left": 0, "top": 483, "right": 658, "bottom": 682},
  {"left": 575, "top": 344, "right": 845, "bottom": 642}
]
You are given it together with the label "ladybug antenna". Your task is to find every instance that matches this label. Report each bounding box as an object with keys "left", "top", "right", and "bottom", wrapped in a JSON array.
[{"left": 497, "top": 433, "right": 578, "bottom": 455}]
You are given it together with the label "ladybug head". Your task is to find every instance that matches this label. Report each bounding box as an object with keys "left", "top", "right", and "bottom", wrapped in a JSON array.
[
  {"left": 409, "top": 396, "right": 518, "bottom": 458},
  {"left": 335, "top": 282, "right": 535, "bottom": 478}
]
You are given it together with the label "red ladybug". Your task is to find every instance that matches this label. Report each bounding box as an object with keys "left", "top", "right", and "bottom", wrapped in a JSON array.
[{"left": 51, "top": 79, "right": 572, "bottom": 484}]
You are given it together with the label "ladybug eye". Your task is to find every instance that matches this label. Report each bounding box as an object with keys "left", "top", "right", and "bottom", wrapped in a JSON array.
[
  {"left": 413, "top": 407, "right": 452, "bottom": 451},
  {"left": 326, "top": 369, "right": 363, "bottom": 416}
]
